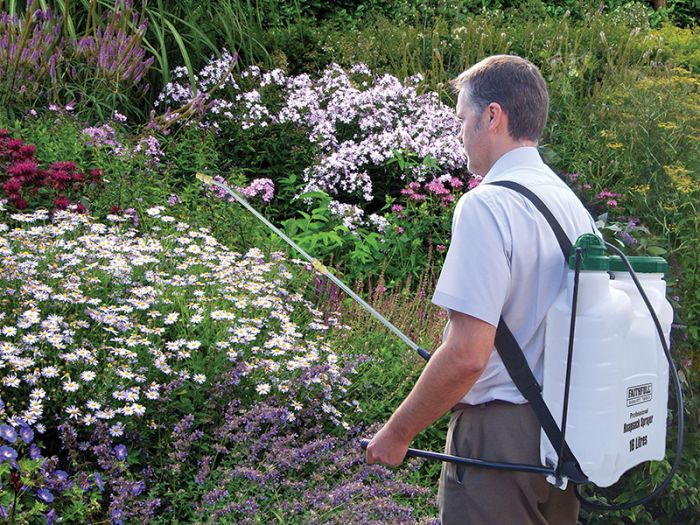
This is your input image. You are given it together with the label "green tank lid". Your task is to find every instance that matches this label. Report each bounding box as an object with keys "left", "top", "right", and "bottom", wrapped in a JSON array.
[
  {"left": 609, "top": 255, "right": 668, "bottom": 274},
  {"left": 569, "top": 233, "right": 609, "bottom": 271}
]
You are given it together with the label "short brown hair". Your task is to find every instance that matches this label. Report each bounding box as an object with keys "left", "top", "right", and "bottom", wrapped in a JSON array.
[{"left": 451, "top": 55, "right": 549, "bottom": 142}]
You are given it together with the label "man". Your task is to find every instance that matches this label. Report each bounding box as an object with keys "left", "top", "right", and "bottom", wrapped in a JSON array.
[{"left": 365, "top": 55, "right": 597, "bottom": 524}]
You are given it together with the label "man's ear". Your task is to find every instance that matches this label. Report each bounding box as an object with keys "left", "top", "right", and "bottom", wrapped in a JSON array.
[{"left": 486, "top": 102, "right": 506, "bottom": 132}]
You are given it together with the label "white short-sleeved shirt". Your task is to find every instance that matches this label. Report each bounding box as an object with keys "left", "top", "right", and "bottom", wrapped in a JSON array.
[{"left": 432, "top": 147, "right": 597, "bottom": 405}]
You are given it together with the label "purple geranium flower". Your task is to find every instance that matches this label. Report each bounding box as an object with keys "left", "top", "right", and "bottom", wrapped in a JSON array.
[
  {"left": 112, "top": 508, "right": 124, "bottom": 525},
  {"left": 46, "top": 509, "right": 56, "bottom": 525},
  {"left": 37, "top": 488, "right": 54, "bottom": 503},
  {"left": 19, "top": 426, "right": 33, "bottom": 443},
  {"left": 0, "top": 425, "right": 17, "bottom": 443},
  {"left": 93, "top": 472, "right": 104, "bottom": 491},
  {"left": 29, "top": 443, "right": 42, "bottom": 460},
  {"left": 54, "top": 470, "right": 68, "bottom": 481},
  {"left": 114, "top": 444, "right": 128, "bottom": 461},
  {"left": 0, "top": 445, "right": 17, "bottom": 463}
]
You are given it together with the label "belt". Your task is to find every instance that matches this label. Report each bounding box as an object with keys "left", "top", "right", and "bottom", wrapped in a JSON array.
[{"left": 451, "top": 400, "right": 520, "bottom": 412}]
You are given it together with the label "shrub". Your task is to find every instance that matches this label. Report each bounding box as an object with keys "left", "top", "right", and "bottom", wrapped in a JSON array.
[{"left": 154, "top": 57, "right": 469, "bottom": 215}]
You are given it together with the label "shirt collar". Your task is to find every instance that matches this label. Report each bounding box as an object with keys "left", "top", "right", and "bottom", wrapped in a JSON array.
[{"left": 482, "top": 147, "right": 545, "bottom": 183}]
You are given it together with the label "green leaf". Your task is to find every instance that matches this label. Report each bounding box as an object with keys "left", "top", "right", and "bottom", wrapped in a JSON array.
[
  {"left": 645, "top": 246, "right": 667, "bottom": 256},
  {"left": 297, "top": 191, "right": 330, "bottom": 201}
]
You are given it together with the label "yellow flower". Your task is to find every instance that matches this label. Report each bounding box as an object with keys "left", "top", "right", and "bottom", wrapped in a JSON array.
[
  {"left": 631, "top": 184, "right": 650, "bottom": 194},
  {"left": 658, "top": 122, "right": 679, "bottom": 130},
  {"left": 606, "top": 142, "right": 624, "bottom": 149},
  {"left": 664, "top": 163, "right": 694, "bottom": 194}
]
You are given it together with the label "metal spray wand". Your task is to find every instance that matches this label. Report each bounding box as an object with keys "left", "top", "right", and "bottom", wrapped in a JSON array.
[
  {"left": 196, "top": 172, "right": 430, "bottom": 360},
  {"left": 195, "top": 173, "right": 556, "bottom": 473}
]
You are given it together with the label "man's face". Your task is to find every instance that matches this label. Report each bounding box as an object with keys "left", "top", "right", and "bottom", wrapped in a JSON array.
[{"left": 456, "top": 89, "right": 489, "bottom": 176}]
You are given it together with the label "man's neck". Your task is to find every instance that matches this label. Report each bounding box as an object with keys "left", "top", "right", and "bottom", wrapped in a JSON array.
[{"left": 480, "top": 139, "right": 538, "bottom": 176}]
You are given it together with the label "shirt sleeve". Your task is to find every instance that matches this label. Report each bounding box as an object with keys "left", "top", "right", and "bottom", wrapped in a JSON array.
[{"left": 431, "top": 189, "right": 512, "bottom": 328}]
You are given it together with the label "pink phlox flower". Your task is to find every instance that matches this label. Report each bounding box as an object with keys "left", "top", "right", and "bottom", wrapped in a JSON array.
[
  {"left": 597, "top": 190, "right": 623, "bottom": 200},
  {"left": 238, "top": 178, "right": 275, "bottom": 203},
  {"left": 425, "top": 179, "right": 449, "bottom": 196},
  {"left": 448, "top": 176, "right": 464, "bottom": 189},
  {"left": 440, "top": 194, "right": 455, "bottom": 206},
  {"left": 468, "top": 175, "right": 483, "bottom": 190}
]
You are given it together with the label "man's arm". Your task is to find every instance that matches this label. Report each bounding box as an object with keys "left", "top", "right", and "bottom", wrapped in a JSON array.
[{"left": 365, "top": 310, "right": 496, "bottom": 466}]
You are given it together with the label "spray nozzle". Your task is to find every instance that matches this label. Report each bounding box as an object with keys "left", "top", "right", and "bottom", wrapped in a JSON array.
[{"left": 196, "top": 172, "right": 213, "bottom": 185}]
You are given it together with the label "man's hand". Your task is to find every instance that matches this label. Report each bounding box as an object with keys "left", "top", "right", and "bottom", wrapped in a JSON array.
[
  {"left": 363, "top": 311, "right": 496, "bottom": 468},
  {"left": 365, "top": 422, "right": 410, "bottom": 466}
]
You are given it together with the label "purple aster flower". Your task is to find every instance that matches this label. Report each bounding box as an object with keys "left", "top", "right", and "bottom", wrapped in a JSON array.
[
  {"left": 19, "top": 426, "right": 34, "bottom": 444},
  {"left": 114, "top": 444, "right": 128, "bottom": 461},
  {"left": 29, "top": 443, "right": 42, "bottom": 459},
  {"left": 0, "top": 425, "right": 17, "bottom": 443},
  {"left": 37, "top": 488, "right": 54, "bottom": 503},
  {"left": 0, "top": 445, "right": 17, "bottom": 463}
]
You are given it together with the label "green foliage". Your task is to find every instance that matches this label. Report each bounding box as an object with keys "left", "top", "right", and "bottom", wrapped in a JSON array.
[{"left": 278, "top": 179, "right": 453, "bottom": 288}]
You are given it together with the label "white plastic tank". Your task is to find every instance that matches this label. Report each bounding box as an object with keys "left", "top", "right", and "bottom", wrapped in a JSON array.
[
  {"left": 540, "top": 234, "right": 671, "bottom": 487},
  {"left": 609, "top": 255, "right": 672, "bottom": 476}
]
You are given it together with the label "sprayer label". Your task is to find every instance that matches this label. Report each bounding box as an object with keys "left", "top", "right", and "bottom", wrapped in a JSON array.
[
  {"left": 623, "top": 415, "right": 654, "bottom": 433},
  {"left": 626, "top": 383, "right": 653, "bottom": 407}
]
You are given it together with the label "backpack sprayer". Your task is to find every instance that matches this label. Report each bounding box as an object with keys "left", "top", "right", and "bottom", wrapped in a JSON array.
[{"left": 196, "top": 173, "right": 685, "bottom": 510}]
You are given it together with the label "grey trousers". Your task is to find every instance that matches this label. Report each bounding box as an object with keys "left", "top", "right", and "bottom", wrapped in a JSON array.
[{"left": 438, "top": 401, "right": 580, "bottom": 525}]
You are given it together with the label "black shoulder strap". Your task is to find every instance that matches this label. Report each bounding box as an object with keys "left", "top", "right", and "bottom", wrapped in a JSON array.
[
  {"left": 489, "top": 180, "right": 572, "bottom": 258},
  {"left": 488, "top": 180, "right": 587, "bottom": 483}
]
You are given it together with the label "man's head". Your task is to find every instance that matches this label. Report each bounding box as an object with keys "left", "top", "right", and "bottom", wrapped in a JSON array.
[{"left": 452, "top": 55, "right": 549, "bottom": 143}]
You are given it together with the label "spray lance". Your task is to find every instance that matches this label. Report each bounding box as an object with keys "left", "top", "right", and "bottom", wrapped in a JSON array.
[{"left": 196, "top": 173, "right": 685, "bottom": 510}]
